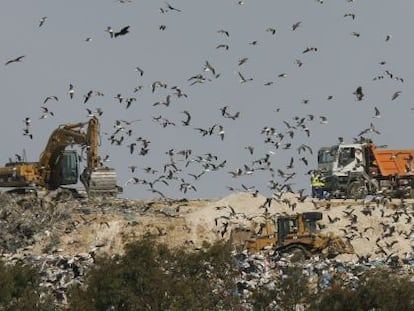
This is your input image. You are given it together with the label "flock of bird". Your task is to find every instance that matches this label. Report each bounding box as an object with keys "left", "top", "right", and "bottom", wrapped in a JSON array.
[{"left": 2, "top": 0, "right": 410, "bottom": 199}]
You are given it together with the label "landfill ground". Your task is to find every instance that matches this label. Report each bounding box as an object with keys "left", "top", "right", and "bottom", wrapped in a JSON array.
[{"left": 1, "top": 189, "right": 414, "bottom": 307}]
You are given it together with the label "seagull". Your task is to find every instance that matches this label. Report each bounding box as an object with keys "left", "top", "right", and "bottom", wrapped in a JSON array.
[
  {"left": 266, "top": 27, "right": 276, "bottom": 35},
  {"left": 39, "top": 16, "right": 47, "bottom": 27},
  {"left": 292, "top": 21, "right": 302, "bottom": 31},
  {"left": 203, "top": 61, "right": 216, "bottom": 76},
  {"left": 5, "top": 55, "right": 25, "bottom": 66},
  {"left": 125, "top": 97, "right": 136, "bottom": 109},
  {"left": 238, "top": 71, "right": 253, "bottom": 83},
  {"left": 385, "top": 34, "right": 392, "bottom": 42},
  {"left": 302, "top": 46, "right": 318, "bottom": 53},
  {"left": 217, "top": 29, "right": 229, "bottom": 37},
  {"left": 105, "top": 26, "right": 114, "bottom": 38},
  {"left": 24, "top": 117, "right": 31, "bottom": 127},
  {"left": 114, "top": 25, "right": 130, "bottom": 38},
  {"left": 68, "top": 83, "right": 75, "bottom": 99},
  {"left": 216, "top": 44, "right": 229, "bottom": 50},
  {"left": 238, "top": 57, "right": 248, "bottom": 66},
  {"left": 373, "top": 106, "right": 381, "bottom": 118},
  {"left": 134, "top": 66, "right": 144, "bottom": 76},
  {"left": 181, "top": 110, "right": 191, "bottom": 126},
  {"left": 83, "top": 90, "right": 93, "bottom": 103},
  {"left": 353, "top": 86, "right": 364, "bottom": 101},
  {"left": 165, "top": 1, "right": 182, "bottom": 12},
  {"left": 219, "top": 106, "right": 228, "bottom": 116},
  {"left": 319, "top": 115, "right": 328, "bottom": 124},
  {"left": 217, "top": 125, "right": 225, "bottom": 140},
  {"left": 43, "top": 96, "right": 58, "bottom": 103},
  {"left": 114, "top": 93, "right": 123, "bottom": 103},
  {"left": 40, "top": 106, "right": 54, "bottom": 116},
  {"left": 391, "top": 91, "right": 402, "bottom": 101},
  {"left": 294, "top": 59, "right": 303, "bottom": 67},
  {"left": 358, "top": 122, "right": 380, "bottom": 136},
  {"left": 39, "top": 106, "right": 54, "bottom": 119},
  {"left": 245, "top": 145, "right": 254, "bottom": 155}
]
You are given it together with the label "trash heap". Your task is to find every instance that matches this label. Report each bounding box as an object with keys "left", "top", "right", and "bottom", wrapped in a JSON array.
[{"left": 232, "top": 248, "right": 414, "bottom": 309}]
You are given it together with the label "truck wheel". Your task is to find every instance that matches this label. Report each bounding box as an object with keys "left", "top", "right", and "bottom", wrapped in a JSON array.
[{"left": 347, "top": 181, "right": 367, "bottom": 199}]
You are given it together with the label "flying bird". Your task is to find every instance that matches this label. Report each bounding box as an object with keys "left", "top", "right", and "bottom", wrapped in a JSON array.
[
  {"left": 39, "top": 16, "right": 47, "bottom": 27},
  {"left": 319, "top": 116, "right": 328, "bottom": 124},
  {"left": 203, "top": 61, "right": 216, "bottom": 76},
  {"left": 302, "top": 46, "right": 317, "bottom": 53},
  {"left": 165, "top": 2, "right": 182, "bottom": 12},
  {"left": 238, "top": 71, "right": 253, "bottom": 83},
  {"left": 292, "top": 21, "right": 302, "bottom": 31},
  {"left": 43, "top": 96, "right": 58, "bottom": 103},
  {"left": 68, "top": 84, "right": 75, "bottom": 99},
  {"left": 84, "top": 90, "right": 93, "bottom": 103},
  {"left": 134, "top": 66, "right": 144, "bottom": 76},
  {"left": 373, "top": 106, "right": 381, "bottom": 118},
  {"left": 344, "top": 13, "right": 355, "bottom": 20},
  {"left": 114, "top": 25, "right": 130, "bottom": 38},
  {"left": 5, "top": 55, "right": 25, "bottom": 66},
  {"left": 216, "top": 44, "right": 229, "bottom": 50},
  {"left": 391, "top": 91, "right": 402, "bottom": 101},
  {"left": 181, "top": 110, "right": 191, "bottom": 126},
  {"left": 105, "top": 26, "right": 114, "bottom": 38},
  {"left": 238, "top": 57, "right": 248, "bottom": 66},
  {"left": 353, "top": 86, "right": 364, "bottom": 101},
  {"left": 217, "top": 29, "right": 229, "bottom": 37}
]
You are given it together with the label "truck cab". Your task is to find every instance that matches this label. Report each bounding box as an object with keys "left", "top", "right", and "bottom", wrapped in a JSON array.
[{"left": 317, "top": 143, "right": 369, "bottom": 197}]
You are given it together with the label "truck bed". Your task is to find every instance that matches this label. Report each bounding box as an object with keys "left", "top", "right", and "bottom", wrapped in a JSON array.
[{"left": 370, "top": 146, "right": 414, "bottom": 176}]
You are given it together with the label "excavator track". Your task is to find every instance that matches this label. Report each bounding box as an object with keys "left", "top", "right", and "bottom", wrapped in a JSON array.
[{"left": 81, "top": 167, "right": 120, "bottom": 197}]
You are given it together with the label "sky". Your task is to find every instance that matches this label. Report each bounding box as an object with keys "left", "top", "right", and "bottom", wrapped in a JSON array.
[{"left": 1, "top": 0, "right": 413, "bottom": 200}]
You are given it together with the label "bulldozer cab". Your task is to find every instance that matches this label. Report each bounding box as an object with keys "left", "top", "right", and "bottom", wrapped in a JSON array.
[{"left": 276, "top": 212, "right": 322, "bottom": 247}]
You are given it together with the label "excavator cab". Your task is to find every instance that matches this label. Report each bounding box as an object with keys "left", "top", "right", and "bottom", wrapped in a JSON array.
[
  {"left": 60, "top": 150, "right": 79, "bottom": 185},
  {"left": 48, "top": 150, "right": 79, "bottom": 188}
]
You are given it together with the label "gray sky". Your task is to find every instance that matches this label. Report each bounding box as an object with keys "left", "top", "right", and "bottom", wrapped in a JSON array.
[{"left": 1, "top": 0, "right": 413, "bottom": 199}]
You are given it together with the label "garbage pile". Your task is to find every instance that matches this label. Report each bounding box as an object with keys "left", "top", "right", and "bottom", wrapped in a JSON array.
[
  {"left": 233, "top": 248, "right": 414, "bottom": 309},
  {"left": 1, "top": 190, "right": 414, "bottom": 308}
]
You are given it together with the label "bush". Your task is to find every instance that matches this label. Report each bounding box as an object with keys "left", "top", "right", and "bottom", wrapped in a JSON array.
[
  {"left": 311, "top": 268, "right": 414, "bottom": 311},
  {"left": 69, "top": 237, "right": 242, "bottom": 311},
  {"left": 0, "top": 260, "right": 53, "bottom": 311}
]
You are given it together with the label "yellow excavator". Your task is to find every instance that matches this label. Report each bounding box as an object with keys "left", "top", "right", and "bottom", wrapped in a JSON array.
[
  {"left": 0, "top": 117, "right": 120, "bottom": 197},
  {"left": 231, "top": 212, "right": 354, "bottom": 258}
]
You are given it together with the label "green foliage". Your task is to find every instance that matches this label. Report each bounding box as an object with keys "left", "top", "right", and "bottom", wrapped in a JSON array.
[
  {"left": 69, "top": 237, "right": 242, "bottom": 311},
  {"left": 0, "top": 260, "right": 53, "bottom": 311},
  {"left": 277, "top": 266, "right": 310, "bottom": 311},
  {"left": 311, "top": 268, "right": 414, "bottom": 311}
]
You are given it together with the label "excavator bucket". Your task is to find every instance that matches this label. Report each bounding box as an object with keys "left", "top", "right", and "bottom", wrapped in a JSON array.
[{"left": 81, "top": 167, "right": 120, "bottom": 197}]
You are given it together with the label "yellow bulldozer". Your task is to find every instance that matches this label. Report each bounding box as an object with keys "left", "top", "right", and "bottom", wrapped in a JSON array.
[{"left": 231, "top": 212, "right": 354, "bottom": 258}]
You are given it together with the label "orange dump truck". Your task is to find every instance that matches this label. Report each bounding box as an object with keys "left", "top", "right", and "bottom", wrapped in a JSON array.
[{"left": 317, "top": 142, "right": 414, "bottom": 198}]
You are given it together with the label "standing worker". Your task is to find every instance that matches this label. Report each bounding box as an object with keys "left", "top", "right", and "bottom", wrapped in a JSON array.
[{"left": 311, "top": 170, "right": 326, "bottom": 199}]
